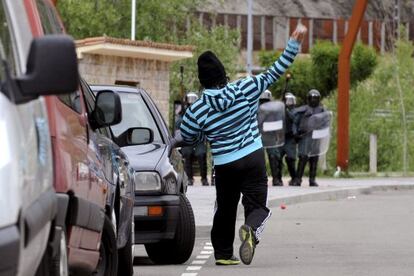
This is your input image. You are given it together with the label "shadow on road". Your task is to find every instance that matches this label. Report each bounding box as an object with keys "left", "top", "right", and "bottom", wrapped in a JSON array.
[{"left": 133, "top": 256, "right": 154, "bottom": 266}]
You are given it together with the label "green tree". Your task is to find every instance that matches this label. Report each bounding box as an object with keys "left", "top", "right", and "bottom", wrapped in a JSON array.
[
  {"left": 57, "top": 0, "right": 131, "bottom": 39},
  {"left": 258, "top": 42, "right": 378, "bottom": 103},
  {"left": 170, "top": 25, "right": 241, "bottom": 97},
  {"left": 58, "top": 0, "right": 199, "bottom": 41},
  {"left": 58, "top": 0, "right": 241, "bottom": 125},
  {"left": 310, "top": 41, "right": 340, "bottom": 97},
  {"left": 324, "top": 37, "right": 414, "bottom": 173}
]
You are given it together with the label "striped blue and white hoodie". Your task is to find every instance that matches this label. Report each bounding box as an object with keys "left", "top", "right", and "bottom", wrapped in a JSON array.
[{"left": 180, "top": 39, "right": 300, "bottom": 165}]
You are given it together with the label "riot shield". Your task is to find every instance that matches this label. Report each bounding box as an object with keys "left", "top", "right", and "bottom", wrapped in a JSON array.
[
  {"left": 258, "top": 101, "right": 285, "bottom": 148},
  {"left": 301, "top": 111, "right": 332, "bottom": 157}
]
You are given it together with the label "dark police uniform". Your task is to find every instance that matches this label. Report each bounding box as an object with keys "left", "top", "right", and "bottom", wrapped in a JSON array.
[{"left": 294, "top": 104, "right": 325, "bottom": 186}]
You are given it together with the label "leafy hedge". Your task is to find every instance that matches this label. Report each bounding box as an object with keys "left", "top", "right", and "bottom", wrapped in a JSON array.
[
  {"left": 324, "top": 38, "right": 414, "bottom": 173},
  {"left": 258, "top": 41, "right": 377, "bottom": 104}
]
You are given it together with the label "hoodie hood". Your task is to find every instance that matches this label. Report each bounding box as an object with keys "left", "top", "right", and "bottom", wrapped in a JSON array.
[{"left": 202, "top": 85, "right": 237, "bottom": 112}]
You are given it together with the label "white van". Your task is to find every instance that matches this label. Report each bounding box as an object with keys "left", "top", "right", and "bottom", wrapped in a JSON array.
[{"left": 0, "top": 1, "right": 78, "bottom": 275}]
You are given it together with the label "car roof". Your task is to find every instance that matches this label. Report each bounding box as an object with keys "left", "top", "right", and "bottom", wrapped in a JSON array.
[{"left": 89, "top": 84, "right": 148, "bottom": 95}]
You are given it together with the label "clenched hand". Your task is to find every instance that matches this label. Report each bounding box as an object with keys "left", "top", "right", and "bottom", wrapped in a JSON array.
[{"left": 291, "top": 23, "right": 307, "bottom": 43}]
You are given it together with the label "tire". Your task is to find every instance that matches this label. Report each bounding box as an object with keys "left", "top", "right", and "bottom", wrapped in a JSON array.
[
  {"left": 145, "top": 193, "right": 195, "bottom": 264},
  {"left": 117, "top": 230, "right": 133, "bottom": 276},
  {"left": 36, "top": 227, "right": 69, "bottom": 276},
  {"left": 94, "top": 216, "right": 118, "bottom": 276},
  {"left": 35, "top": 246, "right": 51, "bottom": 276},
  {"left": 50, "top": 228, "right": 69, "bottom": 276}
]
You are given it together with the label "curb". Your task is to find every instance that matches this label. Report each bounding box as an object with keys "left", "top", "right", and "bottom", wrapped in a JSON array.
[
  {"left": 263, "top": 184, "right": 414, "bottom": 211},
  {"left": 196, "top": 184, "right": 414, "bottom": 236}
]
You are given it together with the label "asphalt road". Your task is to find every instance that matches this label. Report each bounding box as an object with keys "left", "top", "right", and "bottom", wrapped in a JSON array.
[{"left": 133, "top": 190, "right": 414, "bottom": 276}]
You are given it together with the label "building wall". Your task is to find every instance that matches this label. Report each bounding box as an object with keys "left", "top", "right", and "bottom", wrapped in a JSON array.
[
  {"left": 79, "top": 54, "right": 171, "bottom": 122},
  {"left": 194, "top": 12, "right": 413, "bottom": 54}
]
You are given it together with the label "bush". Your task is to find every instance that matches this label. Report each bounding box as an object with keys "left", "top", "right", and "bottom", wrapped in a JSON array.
[
  {"left": 170, "top": 25, "right": 240, "bottom": 95},
  {"left": 258, "top": 50, "right": 315, "bottom": 104},
  {"left": 169, "top": 25, "right": 241, "bottom": 125},
  {"left": 259, "top": 41, "right": 378, "bottom": 103},
  {"left": 325, "top": 38, "right": 414, "bottom": 173},
  {"left": 351, "top": 43, "right": 378, "bottom": 84},
  {"left": 310, "top": 41, "right": 341, "bottom": 97}
]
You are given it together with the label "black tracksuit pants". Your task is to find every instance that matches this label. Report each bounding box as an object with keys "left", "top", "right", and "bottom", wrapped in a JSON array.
[{"left": 211, "top": 148, "right": 271, "bottom": 260}]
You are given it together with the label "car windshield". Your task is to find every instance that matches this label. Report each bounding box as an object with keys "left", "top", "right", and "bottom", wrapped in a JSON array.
[{"left": 111, "top": 92, "right": 163, "bottom": 143}]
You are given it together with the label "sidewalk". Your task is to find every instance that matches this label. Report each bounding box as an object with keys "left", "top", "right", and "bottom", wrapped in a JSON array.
[{"left": 186, "top": 176, "right": 414, "bottom": 228}]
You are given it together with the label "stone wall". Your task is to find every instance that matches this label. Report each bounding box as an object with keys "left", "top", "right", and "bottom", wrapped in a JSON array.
[{"left": 79, "top": 53, "right": 171, "bottom": 123}]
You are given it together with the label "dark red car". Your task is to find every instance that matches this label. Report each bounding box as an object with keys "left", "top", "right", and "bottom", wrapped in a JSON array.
[{"left": 24, "top": 1, "right": 135, "bottom": 275}]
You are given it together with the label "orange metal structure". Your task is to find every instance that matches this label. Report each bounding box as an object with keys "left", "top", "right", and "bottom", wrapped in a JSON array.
[{"left": 337, "top": 0, "right": 368, "bottom": 170}]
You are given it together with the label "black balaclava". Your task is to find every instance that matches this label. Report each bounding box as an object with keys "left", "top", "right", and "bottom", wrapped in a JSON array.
[{"left": 197, "top": 51, "right": 227, "bottom": 89}]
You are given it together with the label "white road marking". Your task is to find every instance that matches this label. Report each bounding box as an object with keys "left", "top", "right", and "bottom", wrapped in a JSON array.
[
  {"left": 192, "top": 260, "right": 207, "bottom": 265},
  {"left": 186, "top": 266, "right": 202, "bottom": 271},
  {"left": 183, "top": 242, "right": 214, "bottom": 276}
]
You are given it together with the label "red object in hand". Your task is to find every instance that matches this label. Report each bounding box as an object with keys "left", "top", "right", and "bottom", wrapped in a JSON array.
[{"left": 280, "top": 204, "right": 286, "bottom": 210}]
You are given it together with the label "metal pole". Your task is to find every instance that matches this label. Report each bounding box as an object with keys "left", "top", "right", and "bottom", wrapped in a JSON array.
[
  {"left": 337, "top": 0, "right": 368, "bottom": 171},
  {"left": 131, "top": 0, "right": 136, "bottom": 40},
  {"left": 394, "top": 0, "right": 400, "bottom": 40},
  {"left": 393, "top": 0, "right": 408, "bottom": 175},
  {"left": 369, "top": 134, "right": 377, "bottom": 174},
  {"left": 247, "top": 0, "right": 253, "bottom": 74}
]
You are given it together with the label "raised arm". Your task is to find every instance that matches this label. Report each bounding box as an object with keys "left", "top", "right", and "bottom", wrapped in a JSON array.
[{"left": 238, "top": 24, "right": 307, "bottom": 102}]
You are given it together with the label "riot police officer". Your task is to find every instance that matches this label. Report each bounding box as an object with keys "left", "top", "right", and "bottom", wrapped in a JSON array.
[
  {"left": 258, "top": 91, "right": 299, "bottom": 186},
  {"left": 177, "top": 92, "right": 209, "bottom": 186},
  {"left": 258, "top": 90, "right": 282, "bottom": 186},
  {"left": 294, "top": 89, "right": 325, "bottom": 187},
  {"left": 281, "top": 92, "right": 299, "bottom": 186}
]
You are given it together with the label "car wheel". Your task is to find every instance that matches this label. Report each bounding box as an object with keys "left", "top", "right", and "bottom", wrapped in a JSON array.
[
  {"left": 145, "top": 193, "right": 195, "bottom": 264},
  {"left": 50, "top": 227, "right": 68, "bottom": 276},
  {"left": 35, "top": 245, "right": 51, "bottom": 276},
  {"left": 94, "top": 216, "right": 118, "bottom": 276},
  {"left": 117, "top": 228, "right": 133, "bottom": 276}
]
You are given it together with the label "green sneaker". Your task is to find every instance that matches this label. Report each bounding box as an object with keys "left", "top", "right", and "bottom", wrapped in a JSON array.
[
  {"left": 215, "top": 256, "right": 241, "bottom": 265},
  {"left": 239, "top": 224, "right": 256, "bottom": 265}
]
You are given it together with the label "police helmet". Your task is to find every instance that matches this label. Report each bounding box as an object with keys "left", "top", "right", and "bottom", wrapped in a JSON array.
[
  {"left": 260, "top": 90, "right": 272, "bottom": 102},
  {"left": 186, "top": 92, "right": 199, "bottom": 105},
  {"left": 284, "top": 92, "right": 296, "bottom": 108},
  {"left": 307, "top": 89, "right": 321, "bottom": 108}
]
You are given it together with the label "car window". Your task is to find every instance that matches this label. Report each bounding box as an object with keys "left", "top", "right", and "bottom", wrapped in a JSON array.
[
  {"left": 0, "top": 2, "right": 17, "bottom": 82},
  {"left": 35, "top": 0, "right": 64, "bottom": 34},
  {"left": 78, "top": 82, "right": 112, "bottom": 138},
  {"left": 36, "top": 0, "right": 79, "bottom": 111},
  {"left": 98, "top": 127, "right": 112, "bottom": 138},
  {"left": 58, "top": 90, "right": 82, "bottom": 114},
  {"left": 80, "top": 80, "right": 96, "bottom": 113},
  {"left": 112, "top": 92, "right": 163, "bottom": 143}
]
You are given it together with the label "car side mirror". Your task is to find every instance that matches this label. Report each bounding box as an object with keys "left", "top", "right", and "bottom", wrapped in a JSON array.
[
  {"left": 14, "top": 35, "right": 78, "bottom": 103},
  {"left": 91, "top": 90, "right": 122, "bottom": 129},
  {"left": 126, "top": 127, "right": 154, "bottom": 145}
]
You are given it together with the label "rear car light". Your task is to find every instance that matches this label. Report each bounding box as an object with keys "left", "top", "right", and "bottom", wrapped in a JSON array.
[
  {"left": 134, "top": 206, "right": 163, "bottom": 217},
  {"left": 134, "top": 206, "right": 148, "bottom": 216},
  {"left": 134, "top": 172, "right": 161, "bottom": 192},
  {"left": 148, "top": 206, "right": 163, "bottom": 216}
]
